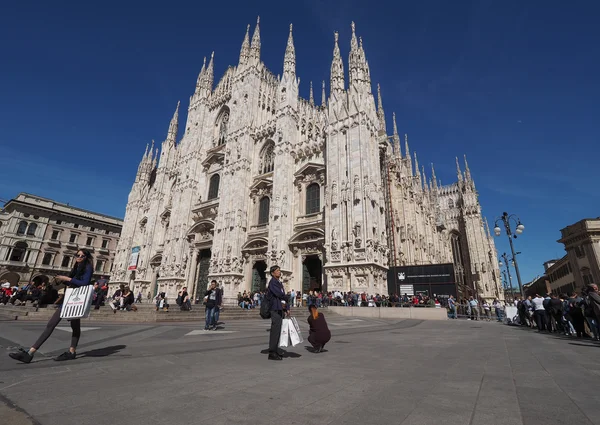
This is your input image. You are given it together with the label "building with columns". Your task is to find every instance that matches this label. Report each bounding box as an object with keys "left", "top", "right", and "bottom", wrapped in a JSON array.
[
  {"left": 0, "top": 193, "right": 122, "bottom": 286},
  {"left": 110, "top": 19, "right": 503, "bottom": 303}
]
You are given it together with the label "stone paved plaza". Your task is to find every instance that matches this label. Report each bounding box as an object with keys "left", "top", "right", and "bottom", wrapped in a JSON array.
[{"left": 1, "top": 315, "right": 600, "bottom": 425}]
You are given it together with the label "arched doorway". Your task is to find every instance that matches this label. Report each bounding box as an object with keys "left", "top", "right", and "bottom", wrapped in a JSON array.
[
  {"left": 252, "top": 261, "right": 267, "bottom": 293},
  {"left": 194, "top": 249, "right": 212, "bottom": 301},
  {"left": 0, "top": 272, "right": 21, "bottom": 285},
  {"left": 302, "top": 256, "right": 323, "bottom": 293}
]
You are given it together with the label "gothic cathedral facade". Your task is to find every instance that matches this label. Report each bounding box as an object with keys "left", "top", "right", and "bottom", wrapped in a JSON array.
[{"left": 111, "top": 19, "right": 503, "bottom": 303}]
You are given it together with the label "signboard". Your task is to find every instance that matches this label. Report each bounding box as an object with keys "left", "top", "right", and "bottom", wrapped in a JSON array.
[
  {"left": 128, "top": 246, "right": 140, "bottom": 271},
  {"left": 388, "top": 264, "right": 457, "bottom": 298},
  {"left": 399, "top": 284, "right": 414, "bottom": 296}
]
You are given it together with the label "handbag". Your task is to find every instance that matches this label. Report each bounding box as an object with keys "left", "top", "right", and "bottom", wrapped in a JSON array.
[
  {"left": 60, "top": 285, "right": 94, "bottom": 319},
  {"left": 278, "top": 318, "right": 290, "bottom": 348},
  {"left": 288, "top": 317, "right": 304, "bottom": 346}
]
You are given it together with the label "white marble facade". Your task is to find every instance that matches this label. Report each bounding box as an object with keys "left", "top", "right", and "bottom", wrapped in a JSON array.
[{"left": 111, "top": 20, "right": 503, "bottom": 303}]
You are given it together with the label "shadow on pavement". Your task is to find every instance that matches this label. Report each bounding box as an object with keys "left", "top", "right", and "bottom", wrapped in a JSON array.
[{"left": 80, "top": 345, "right": 127, "bottom": 358}]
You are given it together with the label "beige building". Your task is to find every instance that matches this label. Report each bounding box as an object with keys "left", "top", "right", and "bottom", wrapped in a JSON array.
[
  {"left": 111, "top": 19, "right": 502, "bottom": 303},
  {"left": 545, "top": 256, "right": 575, "bottom": 295},
  {"left": 557, "top": 218, "right": 600, "bottom": 290},
  {"left": 0, "top": 193, "right": 123, "bottom": 286}
]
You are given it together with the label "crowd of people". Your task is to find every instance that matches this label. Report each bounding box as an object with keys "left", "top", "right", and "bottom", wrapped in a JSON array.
[{"left": 508, "top": 284, "right": 600, "bottom": 340}]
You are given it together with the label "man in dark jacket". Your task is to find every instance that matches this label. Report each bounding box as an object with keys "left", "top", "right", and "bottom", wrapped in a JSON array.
[{"left": 267, "top": 265, "right": 289, "bottom": 361}]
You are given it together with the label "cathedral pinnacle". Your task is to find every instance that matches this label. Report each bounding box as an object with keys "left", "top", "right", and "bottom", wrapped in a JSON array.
[
  {"left": 205, "top": 51, "right": 215, "bottom": 90},
  {"left": 283, "top": 23, "right": 295, "bottom": 77},
  {"left": 414, "top": 151, "right": 420, "bottom": 178},
  {"left": 330, "top": 31, "right": 345, "bottom": 95},
  {"left": 250, "top": 16, "right": 261, "bottom": 63},
  {"left": 321, "top": 80, "right": 326, "bottom": 107},
  {"left": 166, "top": 101, "right": 180, "bottom": 146},
  {"left": 455, "top": 157, "right": 463, "bottom": 182},
  {"left": 309, "top": 81, "right": 314, "bottom": 106},
  {"left": 463, "top": 154, "right": 472, "bottom": 181},
  {"left": 431, "top": 163, "right": 438, "bottom": 189},
  {"left": 392, "top": 112, "right": 401, "bottom": 157},
  {"left": 196, "top": 57, "right": 206, "bottom": 90},
  {"left": 239, "top": 24, "right": 251, "bottom": 66},
  {"left": 377, "top": 83, "right": 386, "bottom": 133}
]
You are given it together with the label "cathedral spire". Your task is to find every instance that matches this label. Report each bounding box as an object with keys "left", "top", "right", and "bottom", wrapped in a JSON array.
[
  {"left": 456, "top": 157, "right": 463, "bottom": 182},
  {"left": 239, "top": 24, "right": 251, "bottom": 66},
  {"left": 392, "top": 112, "right": 401, "bottom": 157},
  {"left": 414, "top": 151, "right": 420, "bottom": 178},
  {"left": 206, "top": 52, "right": 214, "bottom": 88},
  {"left": 321, "top": 80, "right": 326, "bottom": 107},
  {"left": 405, "top": 134, "right": 412, "bottom": 174},
  {"left": 283, "top": 23, "right": 295, "bottom": 77},
  {"left": 143, "top": 142, "right": 149, "bottom": 160},
  {"left": 422, "top": 165, "right": 428, "bottom": 191},
  {"left": 463, "top": 154, "right": 472, "bottom": 181},
  {"left": 431, "top": 163, "right": 438, "bottom": 189},
  {"left": 309, "top": 81, "right": 314, "bottom": 106},
  {"left": 198, "top": 52, "right": 214, "bottom": 97},
  {"left": 330, "top": 31, "right": 345, "bottom": 96},
  {"left": 166, "top": 101, "right": 180, "bottom": 147},
  {"left": 196, "top": 57, "right": 206, "bottom": 90},
  {"left": 249, "top": 16, "right": 261, "bottom": 64},
  {"left": 377, "top": 84, "right": 386, "bottom": 133}
]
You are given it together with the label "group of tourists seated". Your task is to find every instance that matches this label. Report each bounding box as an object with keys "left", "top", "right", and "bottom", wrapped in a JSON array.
[{"left": 0, "top": 280, "right": 59, "bottom": 308}]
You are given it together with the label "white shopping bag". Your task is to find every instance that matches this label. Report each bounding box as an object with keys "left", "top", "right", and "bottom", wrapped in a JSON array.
[
  {"left": 290, "top": 317, "right": 304, "bottom": 342},
  {"left": 60, "top": 285, "right": 94, "bottom": 319},
  {"left": 279, "top": 318, "right": 290, "bottom": 348},
  {"left": 288, "top": 317, "right": 304, "bottom": 346}
]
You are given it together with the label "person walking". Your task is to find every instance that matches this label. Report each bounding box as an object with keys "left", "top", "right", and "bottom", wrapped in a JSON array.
[
  {"left": 307, "top": 304, "right": 331, "bottom": 353},
  {"left": 8, "top": 249, "right": 94, "bottom": 363},
  {"left": 267, "top": 265, "right": 289, "bottom": 361},
  {"left": 532, "top": 293, "right": 546, "bottom": 331}
]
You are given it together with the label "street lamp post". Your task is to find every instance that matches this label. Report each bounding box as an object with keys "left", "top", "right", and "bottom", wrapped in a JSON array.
[
  {"left": 499, "top": 253, "right": 515, "bottom": 302},
  {"left": 494, "top": 212, "right": 525, "bottom": 298}
]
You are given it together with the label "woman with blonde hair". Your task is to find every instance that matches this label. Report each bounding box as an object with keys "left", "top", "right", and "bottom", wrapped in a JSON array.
[{"left": 307, "top": 304, "right": 331, "bottom": 353}]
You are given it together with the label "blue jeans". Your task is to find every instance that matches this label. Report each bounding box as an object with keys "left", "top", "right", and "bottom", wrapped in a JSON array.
[
  {"left": 496, "top": 309, "right": 504, "bottom": 321},
  {"left": 214, "top": 306, "right": 220, "bottom": 324},
  {"left": 205, "top": 306, "right": 216, "bottom": 329},
  {"left": 449, "top": 306, "right": 457, "bottom": 319}
]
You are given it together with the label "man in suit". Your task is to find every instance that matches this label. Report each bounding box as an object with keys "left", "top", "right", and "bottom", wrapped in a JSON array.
[{"left": 267, "top": 265, "right": 289, "bottom": 361}]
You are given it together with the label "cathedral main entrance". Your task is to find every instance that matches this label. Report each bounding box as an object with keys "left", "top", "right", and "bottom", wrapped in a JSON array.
[
  {"left": 251, "top": 261, "right": 267, "bottom": 293},
  {"left": 194, "top": 249, "right": 212, "bottom": 301},
  {"left": 302, "top": 256, "right": 322, "bottom": 293}
]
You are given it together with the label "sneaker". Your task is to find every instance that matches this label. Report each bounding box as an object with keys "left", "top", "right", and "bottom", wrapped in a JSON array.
[
  {"left": 212, "top": 326, "right": 218, "bottom": 331},
  {"left": 54, "top": 351, "right": 76, "bottom": 362},
  {"left": 9, "top": 350, "right": 33, "bottom": 363}
]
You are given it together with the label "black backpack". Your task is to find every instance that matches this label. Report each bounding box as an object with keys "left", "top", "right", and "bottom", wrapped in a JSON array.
[{"left": 260, "top": 293, "right": 272, "bottom": 319}]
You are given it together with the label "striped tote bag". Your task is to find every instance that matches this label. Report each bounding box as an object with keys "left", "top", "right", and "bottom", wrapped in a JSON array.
[{"left": 60, "top": 285, "right": 94, "bottom": 319}]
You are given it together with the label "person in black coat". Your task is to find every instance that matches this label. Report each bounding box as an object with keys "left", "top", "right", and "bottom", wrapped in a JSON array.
[
  {"left": 308, "top": 304, "right": 331, "bottom": 353},
  {"left": 267, "top": 265, "right": 289, "bottom": 361}
]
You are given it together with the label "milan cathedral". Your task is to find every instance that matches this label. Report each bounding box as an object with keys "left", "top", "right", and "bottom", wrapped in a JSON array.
[{"left": 111, "top": 19, "right": 503, "bottom": 303}]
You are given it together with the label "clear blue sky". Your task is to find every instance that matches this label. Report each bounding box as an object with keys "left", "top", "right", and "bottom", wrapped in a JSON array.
[{"left": 1, "top": 1, "right": 598, "bottom": 284}]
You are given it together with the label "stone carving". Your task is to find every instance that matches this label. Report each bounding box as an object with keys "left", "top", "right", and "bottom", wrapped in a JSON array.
[
  {"left": 281, "top": 195, "right": 288, "bottom": 217},
  {"left": 279, "top": 250, "right": 286, "bottom": 266},
  {"left": 331, "top": 180, "right": 338, "bottom": 206},
  {"left": 353, "top": 175, "right": 361, "bottom": 202}
]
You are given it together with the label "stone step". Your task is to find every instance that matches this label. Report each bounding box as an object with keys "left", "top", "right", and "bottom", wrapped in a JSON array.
[{"left": 0, "top": 304, "right": 329, "bottom": 323}]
